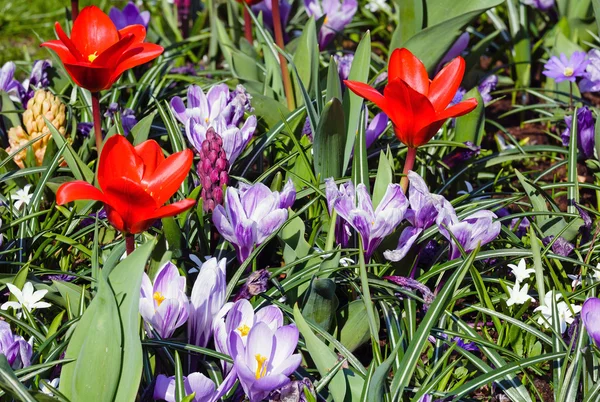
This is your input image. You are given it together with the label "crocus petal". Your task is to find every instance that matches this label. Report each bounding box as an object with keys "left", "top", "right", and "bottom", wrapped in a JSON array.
[
  {"left": 272, "top": 325, "right": 299, "bottom": 367},
  {"left": 582, "top": 298, "right": 600, "bottom": 346},
  {"left": 383, "top": 226, "right": 423, "bottom": 262},
  {"left": 388, "top": 48, "right": 429, "bottom": 96}
]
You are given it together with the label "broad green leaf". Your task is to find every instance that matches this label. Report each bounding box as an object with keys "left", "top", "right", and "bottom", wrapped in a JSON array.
[
  {"left": 390, "top": 0, "right": 424, "bottom": 49},
  {"left": 0, "top": 92, "right": 21, "bottom": 129},
  {"left": 0, "top": 355, "right": 36, "bottom": 402},
  {"left": 131, "top": 111, "right": 157, "bottom": 145},
  {"left": 366, "top": 342, "right": 402, "bottom": 402},
  {"left": 302, "top": 277, "right": 339, "bottom": 332},
  {"left": 52, "top": 280, "right": 85, "bottom": 317},
  {"left": 351, "top": 109, "right": 369, "bottom": 192},
  {"left": 46, "top": 118, "right": 94, "bottom": 183},
  {"left": 454, "top": 88, "right": 484, "bottom": 145},
  {"left": 314, "top": 98, "right": 346, "bottom": 181},
  {"left": 326, "top": 57, "right": 343, "bottom": 103},
  {"left": 338, "top": 300, "right": 379, "bottom": 353},
  {"left": 293, "top": 18, "right": 319, "bottom": 107},
  {"left": 372, "top": 149, "right": 394, "bottom": 208}
]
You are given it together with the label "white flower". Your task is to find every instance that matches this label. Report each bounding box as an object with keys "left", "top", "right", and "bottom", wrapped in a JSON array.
[
  {"left": 534, "top": 291, "right": 581, "bottom": 333},
  {"left": 13, "top": 184, "right": 33, "bottom": 210},
  {"left": 40, "top": 378, "right": 59, "bottom": 396},
  {"left": 365, "top": 0, "right": 391, "bottom": 13},
  {"left": 593, "top": 264, "right": 600, "bottom": 282},
  {"left": 567, "top": 274, "right": 581, "bottom": 288},
  {"left": 1, "top": 282, "right": 51, "bottom": 318},
  {"left": 508, "top": 258, "right": 535, "bottom": 283},
  {"left": 506, "top": 282, "right": 535, "bottom": 306}
]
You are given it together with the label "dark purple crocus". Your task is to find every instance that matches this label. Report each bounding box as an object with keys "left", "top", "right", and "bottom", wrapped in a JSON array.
[
  {"left": 523, "top": 0, "right": 554, "bottom": 10},
  {"left": 122, "top": 108, "right": 137, "bottom": 134},
  {"left": 252, "top": 0, "right": 292, "bottom": 39},
  {"left": 234, "top": 269, "right": 270, "bottom": 301},
  {"left": 269, "top": 378, "right": 316, "bottom": 402},
  {"left": 442, "top": 142, "right": 481, "bottom": 168},
  {"left": 19, "top": 60, "right": 52, "bottom": 105},
  {"left": 582, "top": 297, "right": 600, "bottom": 346},
  {"left": 304, "top": 0, "right": 358, "bottom": 49},
  {"left": 198, "top": 128, "right": 229, "bottom": 212},
  {"left": 385, "top": 276, "right": 435, "bottom": 307},
  {"left": 542, "top": 236, "right": 575, "bottom": 257},
  {"left": 333, "top": 53, "right": 354, "bottom": 82},
  {"left": 561, "top": 106, "right": 595, "bottom": 160},
  {"left": 0, "top": 321, "right": 31, "bottom": 369},
  {"left": 332, "top": 181, "right": 408, "bottom": 260},
  {"left": 436, "top": 32, "right": 469, "bottom": 73},
  {"left": 510, "top": 216, "right": 530, "bottom": 239},
  {"left": 109, "top": 1, "right": 150, "bottom": 30},
  {"left": 580, "top": 49, "right": 600, "bottom": 92},
  {"left": 384, "top": 172, "right": 453, "bottom": 262},
  {"left": 478, "top": 75, "right": 498, "bottom": 104},
  {"left": 365, "top": 112, "right": 389, "bottom": 148},
  {"left": 543, "top": 52, "right": 588, "bottom": 83},
  {"left": 76, "top": 122, "right": 94, "bottom": 138},
  {"left": 0, "top": 62, "right": 23, "bottom": 103}
]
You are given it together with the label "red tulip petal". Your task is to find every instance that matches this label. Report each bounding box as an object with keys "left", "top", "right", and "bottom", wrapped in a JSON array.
[
  {"left": 98, "top": 135, "right": 144, "bottom": 192},
  {"left": 344, "top": 80, "right": 389, "bottom": 113},
  {"left": 135, "top": 140, "right": 165, "bottom": 182},
  {"left": 52, "top": 23, "right": 84, "bottom": 62},
  {"left": 145, "top": 149, "right": 193, "bottom": 206},
  {"left": 388, "top": 48, "right": 429, "bottom": 96},
  {"left": 62, "top": 62, "right": 114, "bottom": 92},
  {"left": 110, "top": 43, "right": 164, "bottom": 80},
  {"left": 103, "top": 177, "right": 158, "bottom": 233},
  {"left": 129, "top": 199, "right": 196, "bottom": 234},
  {"left": 118, "top": 25, "right": 147, "bottom": 45},
  {"left": 411, "top": 122, "right": 446, "bottom": 148},
  {"left": 104, "top": 206, "right": 125, "bottom": 232},
  {"left": 93, "top": 34, "right": 136, "bottom": 67},
  {"left": 40, "top": 40, "right": 78, "bottom": 64},
  {"left": 434, "top": 98, "right": 478, "bottom": 122},
  {"left": 71, "top": 6, "right": 120, "bottom": 57},
  {"left": 429, "top": 57, "right": 465, "bottom": 113},
  {"left": 56, "top": 181, "right": 106, "bottom": 205}
]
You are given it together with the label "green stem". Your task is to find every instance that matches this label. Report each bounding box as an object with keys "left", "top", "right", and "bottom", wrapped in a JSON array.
[
  {"left": 400, "top": 147, "right": 417, "bottom": 193},
  {"left": 91, "top": 92, "right": 103, "bottom": 154},
  {"left": 358, "top": 238, "right": 382, "bottom": 364},
  {"left": 324, "top": 210, "right": 337, "bottom": 252},
  {"left": 270, "top": 0, "right": 295, "bottom": 111}
]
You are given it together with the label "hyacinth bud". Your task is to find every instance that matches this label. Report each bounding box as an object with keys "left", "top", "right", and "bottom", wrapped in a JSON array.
[
  {"left": 7, "top": 89, "right": 66, "bottom": 168},
  {"left": 197, "top": 127, "right": 229, "bottom": 212}
]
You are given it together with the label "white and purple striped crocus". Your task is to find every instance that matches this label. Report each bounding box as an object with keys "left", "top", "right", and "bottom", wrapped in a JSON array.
[
  {"left": 582, "top": 297, "right": 600, "bottom": 346},
  {"left": 188, "top": 257, "right": 227, "bottom": 347},
  {"left": 332, "top": 181, "right": 408, "bottom": 260},
  {"left": 0, "top": 62, "right": 23, "bottom": 103},
  {"left": 139, "top": 262, "right": 189, "bottom": 339},
  {"left": 171, "top": 84, "right": 257, "bottom": 167},
  {"left": 229, "top": 322, "right": 302, "bottom": 402},
  {"left": 384, "top": 171, "right": 454, "bottom": 262},
  {"left": 0, "top": 321, "right": 32, "bottom": 369},
  {"left": 109, "top": 1, "right": 150, "bottom": 30},
  {"left": 580, "top": 49, "right": 600, "bottom": 92},
  {"left": 325, "top": 179, "right": 354, "bottom": 248},
  {"left": 213, "top": 182, "right": 294, "bottom": 262},
  {"left": 154, "top": 371, "right": 236, "bottom": 402},
  {"left": 213, "top": 299, "right": 284, "bottom": 373},
  {"left": 304, "top": 0, "right": 358, "bottom": 49}
]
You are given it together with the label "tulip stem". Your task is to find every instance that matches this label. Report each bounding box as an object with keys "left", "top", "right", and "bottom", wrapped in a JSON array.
[
  {"left": 71, "top": 0, "right": 79, "bottom": 21},
  {"left": 126, "top": 234, "right": 135, "bottom": 255},
  {"left": 400, "top": 147, "right": 417, "bottom": 193},
  {"left": 270, "top": 1, "right": 295, "bottom": 111},
  {"left": 243, "top": 7, "right": 253, "bottom": 44},
  {"left": 91, "top": 92, "right": 103, "bottom": 154}
]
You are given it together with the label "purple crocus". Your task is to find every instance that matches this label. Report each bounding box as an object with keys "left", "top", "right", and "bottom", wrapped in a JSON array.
[
  {"left": 213, "top": 183, "right": 293, "bottom": 262},
  {"left": 154, "top": 371, "right": 236, "bottom": 402},
  {"left": 139, "top": 262, "right": 189, "bottom": 339},
  {"left": 384, "top": 171, "right": 453, "bottom": 262},
  {"left": 542, "top": 236, "right": 575, "bottom": 257},
  {"left": 561, "top": 106, "right": 595, "bottom": 160},
  {"left": 523, "top": 0, "right": 554, "bottom": 10},
  {"left": 332, "top": 181, "right": 408, "bottom": 260},
  {"left": 0, "top": 62, "right": 23, "bottom": 103},
  {"left": 582, "top": 297, "right": 600, "bottom": 346},
  {"left": 122, "top": 108, "right": 137, "bottom": 135},
  {"left": 304, "top": 0, "right": 358, "bottom": 49},
  {"left": 333, "top": 53, "right": 354, "bottom": 82},
  {"left": 580, "top": 49, "right": 600, "bottom": 92},
  {"left": 213, "top": 299, "right": 284, "bottom": 373},
  {"left": 109, "top": 1, "right": 150, "bottom": 30},
  {"left": 451, "top": 75, "right": 497, "bottom": 106},
  {"left": 234, "top": 269, "right": 271, "bottom": 301},
  {"left": 437, "top": 208, "right": 501, "bottom": 260},
  {"left": 365, "top": 112, "right": 389, "bottom": 148},
  {"left": 0, "top": 321, "right": 32, "bottom": 369},
  {"left": 269, "top": 378, "right": 316, "bottom": 402},
  {"left": 19, "top": 60, "right": 51, "bottom": 105},
  {"left": 252, "top": 0, "right": 292, "bottom": 39},
  {"left": 441, "top": 142, "right": 481, "bottom": 168},
  {"left": 436, "top": 32, "right": 469, "bottom": 73},
  {"left": 188, "top": 257, "right": 227, "bottom": 347},
  {"left": 543, "top": 52, "right": 588, "bottom": 83},
  {"left": 325, "top": 179, "right": 354, "bottom": 247},
  {"left": 229, "top": 322, "right": 302, "bottom": 402},
  {"left": 171, "top": 84, "right": 257, "bottom": 167}
]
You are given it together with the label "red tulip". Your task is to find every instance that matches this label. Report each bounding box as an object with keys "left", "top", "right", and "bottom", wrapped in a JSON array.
[
  {"left": 345, "top": 48, "right": 478, "bottom": 149},
  {"left": 56, "top": 135, "right": 195, "bottom": 234},
  {"left": 41, "top": 5, "right": 163, "bottom": 93}
]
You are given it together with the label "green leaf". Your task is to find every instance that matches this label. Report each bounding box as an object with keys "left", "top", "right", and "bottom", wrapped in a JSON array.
[
  {"left": 338, "top": 300, "right": 379, "bottom": 353},
  {"left": 0, "top": 92, "right": 21, "bottom": 129},
  {"left": 52, "top": 280, "right": 84, "bottom": 317},
  {"left": 454, "top": 88, "right": 485, "bottom": 145},
  {"left": 351, "top": 109, "right": 369, "bottom": 192},
  {"left": 313, "top": 98, "right": 346, "bottom": 181},
  {"left": 0, "top": 355, "right": 37, "bottom": 402},
  {"left": 592, "top": 0, "right": 600, "bottom": 35},
  {"left": 372, "top": 149, "right": 394, "bottom": 208},
  {"left": 109, "top": 240, "right": 155, "bottom": 402},
  {"left": 326, "top": 57, "right": 343, "bottom": 103},
  {"left": 293, "top": 18, "right": 319, "bottom": 107},
  {"left": 302, "top": 277, "right": 339, "bottom": 332},
  {"left": 174, "top": 351, "right": 185, "bottom": 401},
  {"left": 366, "top": 342, "right": 402, "bottom": 402},
  {"left": 390, "top": 0, "right": 424, "bottom": 49},
  {"left": 131, "top": 111, "right": 157, "bottom": 145},
  {"left": 8, "top": 265, "right": 29, "bottom": 304},
  {"left": 46, "top": 118, "right": 94, "bottom": 183}
]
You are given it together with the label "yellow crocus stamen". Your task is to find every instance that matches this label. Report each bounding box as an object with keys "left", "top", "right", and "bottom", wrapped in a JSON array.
[
  {"left": 153, "top": 292, "right": 166, "bottom": 307},
  {"left": 238, "top": 324, "right": 251, "bottom": 337},
  {"left": 564, "top": 67, "right": 574, "bottom": 77},
  {"left": 254, "top": 354, "right": 268, "bottom": 379},
  {"left": 88, "top": 51, "right": 99, "bottom": 63},
  {"left": 205, "top": 117, "right": 210, "bottom": 123},
  {"left": 324, "top": 15, "right": 329, "bottom": 24}
]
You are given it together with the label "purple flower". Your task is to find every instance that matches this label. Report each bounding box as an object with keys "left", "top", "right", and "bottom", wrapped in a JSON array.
[
  {"left": 234, "top": 269, "right": 271, "bottom": 301},
  {"left": 302, "top": 117, "right": 313, "bottom": 141},
  {"left": 213, "top": 183, "right": 291, "bottom": 262},
  {"left": 333, "top": 53, "right": 354, "bottom": 82},
  {"left": 213, "top": 299, "right": 284, "bottom": 373},
  {"left": 44, "top": 274, "right": 76, "bottom": 282},
  {"left": 76, "top": 122, "right": 94, "bottom": 138},
  {"left": 279, "top": 179, "right": 297, "bottom": 209},
  {"left": 478, "top": 75, "right": 498, "bottom": 104},
  {"left": 580, "top": 49, "right": 600, "bottom": 92},
  {"left": 561, "top": 106, "right": 595, "bottom": 159},
  {"left": 437, "top": 209, "right": 501, "bottom": 260},
  {"left": 384, "top": 171, "right": 453, "bottom": 262},
  {"left": 188, "top": 257, "right": 227, "bottom": 347},
  {"left": 523, "top": 0, "right": 554, "bottom": 10},
  {"left": 582, "top": 297, "right": 600, "bottom": 346},
  {"left": 442, "top": 142, "right": 480, "bottom": 168},
  {"left": 109, "top": 1, "right": 150, "bottom": 30},
  {"left": 0, "top": 62, "right": 23, "bottom": 103},
  {"left": 437, "top": 32, "right": 469, "bottom": 72},
  {"left": 139, "top": 262, "right": 189, "bottom": 339},
  {"left": 333, "top": 181, "right": 408, "bottom": 260},
  {"left": 0, "top": 321, "right": 31, "bottom": 369},
  {"left": 20, "top": 60, "right": 52, "bottom": 105},
  {"left": 104, "top": 103, "right": 120, "bottom": 119},
  {"left": 229, "top": 322, "right": 302, "bottom": 402},
  {"left": 365, "top": 112, "right": 389, "bottom": 148},
  {"left": 171, "top": 84, "right": 257, "bottom": 167},
  {"left": 542, "top": 236, "right": 575, "bottom": 257},
  {"left": 154, "top": 371, "right": 236, "bottom": 402},
  {"left": 385, "top": 276, "right": 435, "bottom": 307},
  {"left": 509, "top": 216, "right": 530, "bottom": 239},
  {"left": 304, "top": 0, "right": 358, "bottom": 49},
  {"left": 252, "top": 0, "right": 292, "bottom": 39},
  {"left": 543, "top": 52, "right": 588, "bottom": 83},
  {"left": 269, "top": 378, "right": 316, "bottom": 402},
  {"left": 122, "top": 108, "right": 137, "bottom": 135},
  {"left": 325, "top": 179, "right": 354, "bottom": 247}
]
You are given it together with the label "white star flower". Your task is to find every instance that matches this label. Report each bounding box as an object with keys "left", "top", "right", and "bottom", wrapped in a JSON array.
[
  {"left": 506, "top": 282, "right": 535, "bottom": 306},
  {"left": 13, "top": 184, "right": 33, "bottom": 211},
  {"left": 1, "top": 282, "right": 51, "bottom": 318},
  {"left": 508, "top": 258, "right": 535, "bottom": 283},
  {"left": 534, "top": 291, "right": 581, "bottom": 333}
]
